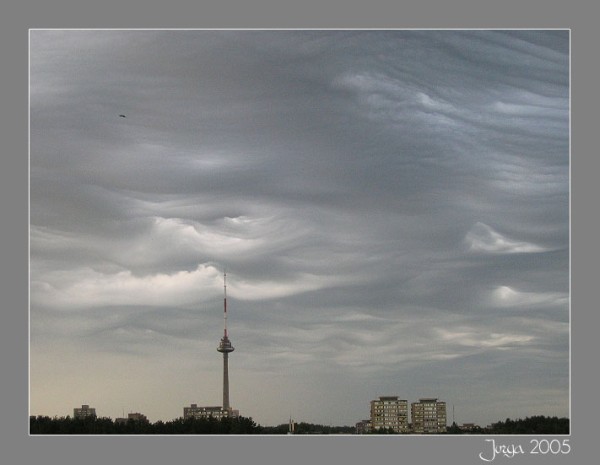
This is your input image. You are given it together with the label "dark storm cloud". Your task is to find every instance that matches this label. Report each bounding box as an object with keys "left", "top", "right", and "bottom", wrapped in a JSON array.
[{"left": 30, "top": 30, "right": 569, "bottom": 426}]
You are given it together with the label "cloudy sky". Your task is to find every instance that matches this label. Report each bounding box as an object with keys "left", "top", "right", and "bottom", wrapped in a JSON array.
[{"left": 29, "top": 29, "right": 569, "bottom": 428}]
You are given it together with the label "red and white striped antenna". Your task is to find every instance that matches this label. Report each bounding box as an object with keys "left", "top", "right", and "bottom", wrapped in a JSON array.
[{"left": 223, "top": 270, "right": 228, "bottom": 338}]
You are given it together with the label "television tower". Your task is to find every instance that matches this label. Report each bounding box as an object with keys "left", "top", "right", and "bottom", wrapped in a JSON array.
[{"left": 217, "top": 271, "right": 234, "bottom": 411}]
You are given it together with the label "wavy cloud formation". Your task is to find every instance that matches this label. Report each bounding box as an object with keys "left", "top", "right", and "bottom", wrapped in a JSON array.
[
  {"left": 30, "top": 30, "right": 569, "bottom": 427},
  {"left": 465, "top": 222, "right": 549, "bottom": 254}
]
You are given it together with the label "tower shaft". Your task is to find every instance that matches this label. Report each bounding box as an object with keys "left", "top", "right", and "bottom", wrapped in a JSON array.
[
  {"left": 217, "top": 271, "right": 234, "bottom": 411},
  {"left": 222, "top": 352, "right": 230, "bottom": 410}
]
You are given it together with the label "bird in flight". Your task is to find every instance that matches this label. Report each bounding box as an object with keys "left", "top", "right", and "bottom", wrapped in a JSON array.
[{"left": 119, "top": 114, "right": 126, "bottom": 118}]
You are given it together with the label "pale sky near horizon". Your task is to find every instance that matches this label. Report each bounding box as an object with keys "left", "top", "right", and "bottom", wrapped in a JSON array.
[{"left": 29, "top": 29, "right": 569, "bottom": 427}]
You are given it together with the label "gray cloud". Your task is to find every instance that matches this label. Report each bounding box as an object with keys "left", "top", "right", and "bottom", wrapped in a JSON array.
[{"left": 30, "top": 30, "right": 569, "bottom": 427}]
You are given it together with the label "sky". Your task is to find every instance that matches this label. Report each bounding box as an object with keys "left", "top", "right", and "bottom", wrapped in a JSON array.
[{"left": 29, "top": 29, "right": 569, "bottom": 428}]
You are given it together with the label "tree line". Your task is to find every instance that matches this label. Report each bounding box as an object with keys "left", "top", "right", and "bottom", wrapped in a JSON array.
[
  {"left": 29, "top": 415, "right": 354, "bottom": 435},
  {"left": 30, "top": 414, "right": 569, "bottom": 434},
  {"left": 487, "top": 416, "right": 569, "bottom": 434},
  {"left": 447, "top": 416, "right": 569, "bottom": 435},
  {"left": 29, "top": 415, "right": 261, "bottom": 434},
  {"left": 261, "top": 422, "right": 355, "bottom": 434}
]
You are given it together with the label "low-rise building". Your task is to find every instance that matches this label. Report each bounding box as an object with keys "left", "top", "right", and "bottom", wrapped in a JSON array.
[
  {"left": 355, "top": 419, "right": 372, "bottom": 434},
  {"left": 115, "top": 412, "right": 149, "bottom": 424},
  {"left": 458, "top": 422, "right": 482, "bottom": 433},
  {"left": 183, "top": 404, "right": 239, "bottom": 420},
  {"left": 73, "top": 404, "right": 96, "bottom": 420}
]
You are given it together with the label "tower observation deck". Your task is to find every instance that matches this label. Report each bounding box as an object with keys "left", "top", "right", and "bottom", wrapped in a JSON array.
[{"left": 217, "top": 272, "right": 234, "bottom": 411}]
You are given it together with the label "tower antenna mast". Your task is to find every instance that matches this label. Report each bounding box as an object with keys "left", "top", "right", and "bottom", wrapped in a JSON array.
[{"left": 224, "top": 270, "right": 228, "bottom": 337}]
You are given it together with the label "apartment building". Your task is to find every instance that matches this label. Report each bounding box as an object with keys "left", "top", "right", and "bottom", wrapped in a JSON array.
[
  {"left": 370, "top": 396, "right": 409, "bottom": 433},
  {"left": 411, "top": 398, "right": 447, "bottom": 433}
]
